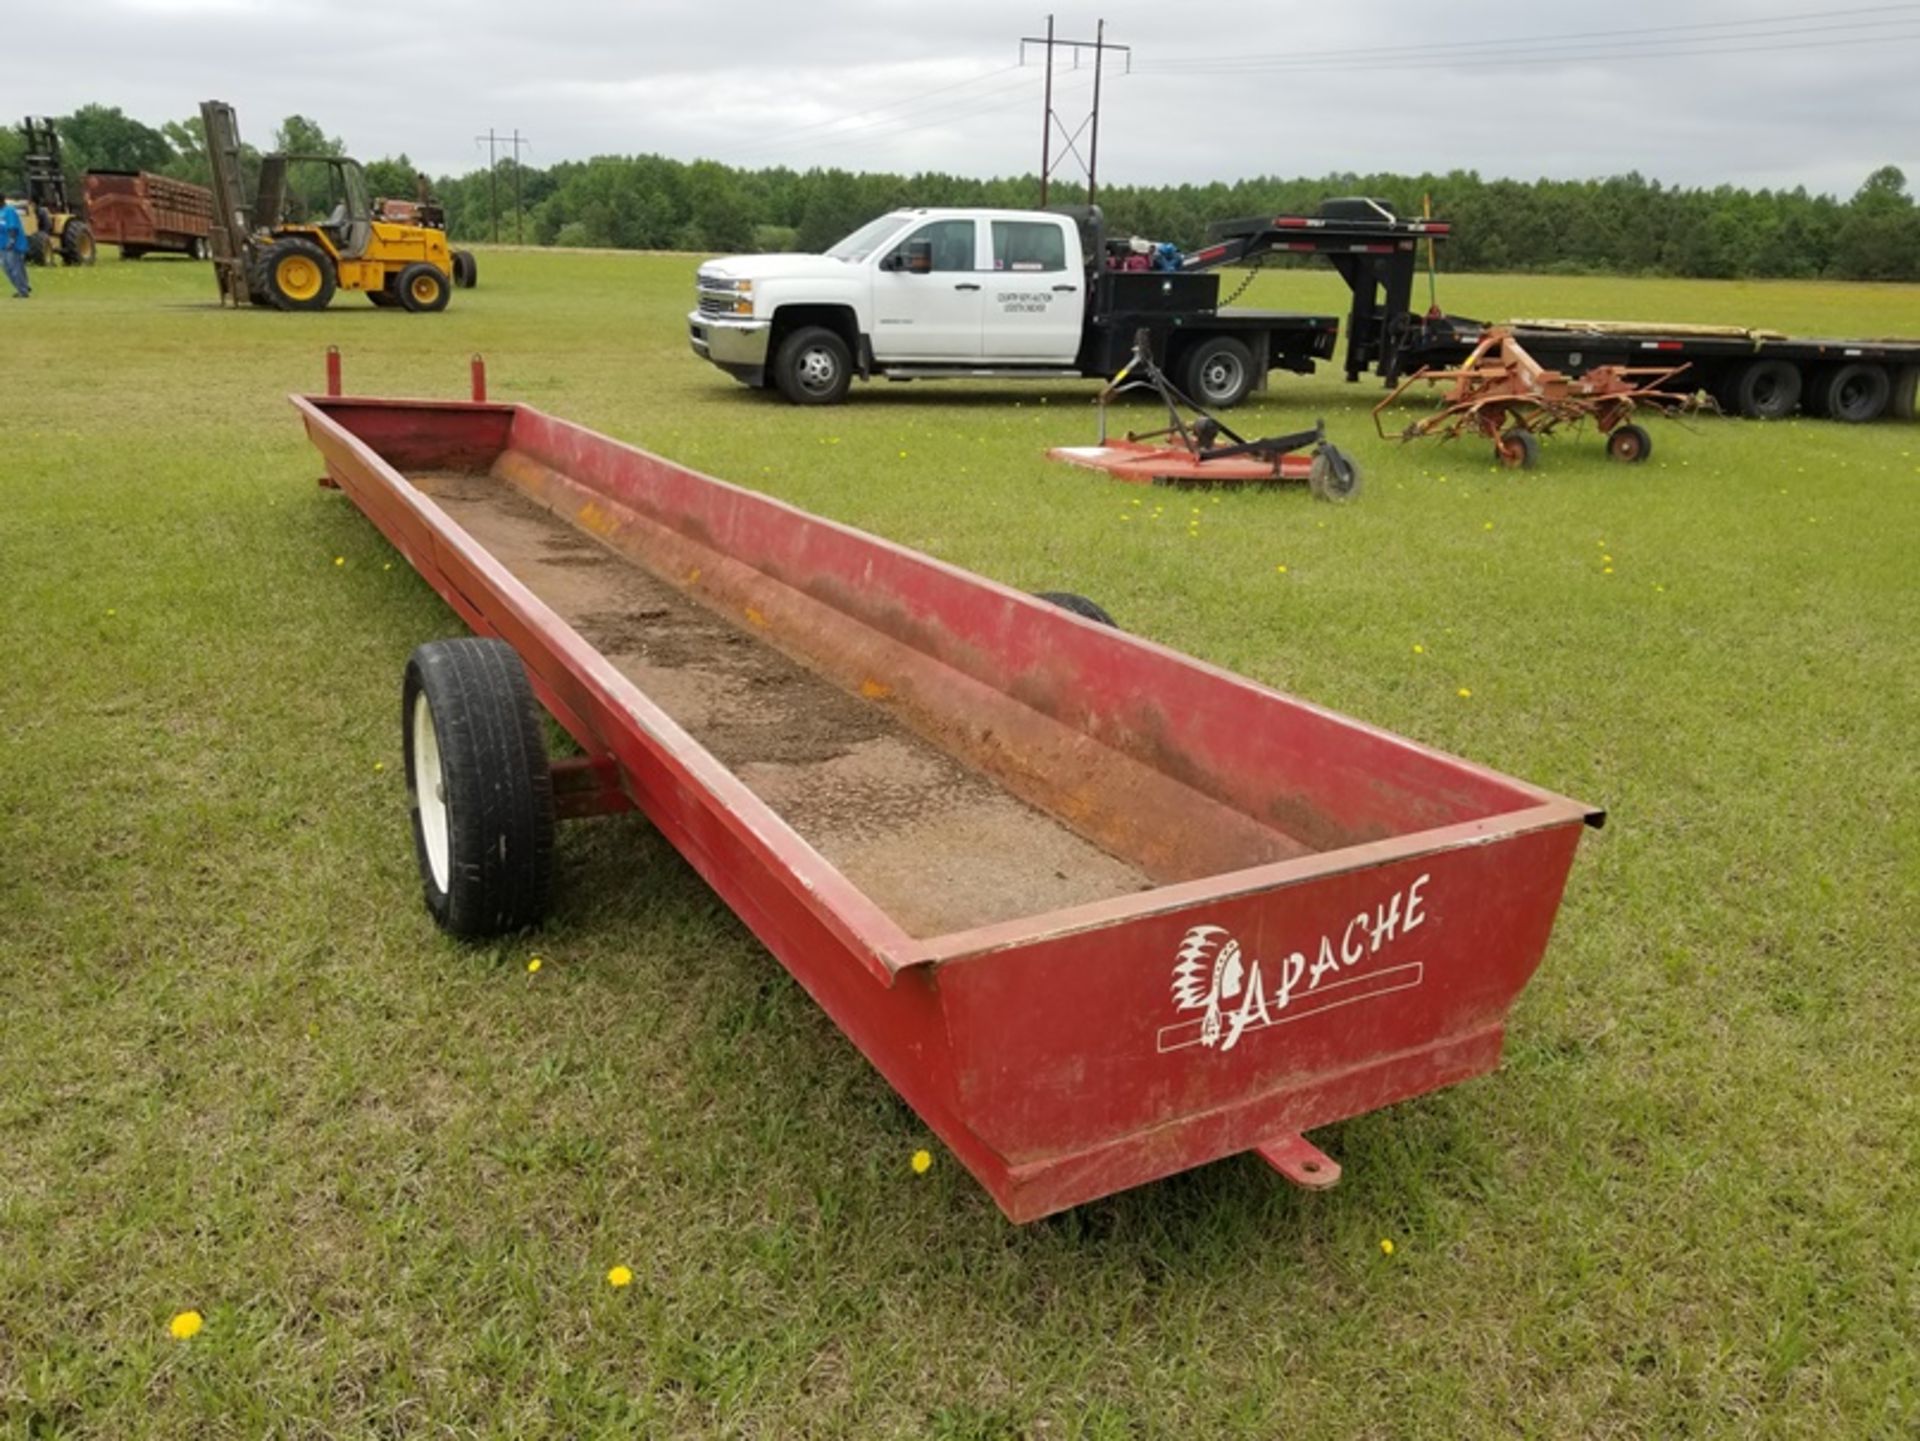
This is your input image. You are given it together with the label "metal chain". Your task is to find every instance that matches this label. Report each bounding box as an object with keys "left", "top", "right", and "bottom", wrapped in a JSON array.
[{"left": 1219, "top": 253, "right": 1269, "bottom": 307}]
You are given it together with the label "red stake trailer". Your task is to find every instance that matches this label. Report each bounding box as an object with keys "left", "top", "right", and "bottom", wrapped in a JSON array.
[{"left": 295, "top": 359, "right": 1603, "bottom": 1223}]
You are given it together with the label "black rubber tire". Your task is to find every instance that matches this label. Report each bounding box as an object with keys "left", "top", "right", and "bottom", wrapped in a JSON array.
[
  {"left": 1034, "top": 591, "right": 1118, "bottom": 627},
  {"left": 451, "top": 250, "right": 478, "bottom": 288},
  {"left": 773, "top": 325, "right": 853, "bottom": 405},
  {"left": 190, "top": 236, "right": 210, "bottom": 262},
  {"left": 401, "top": 638, "right": 556, "bottom": 939},
  {"left": 398, "top": 262, "right": 452, "bottom": 313},
  {"left": 1182, "top": 335, "right": 1256, "bottom": 410},
  {"left": 367, "top": 287, "right": 400, "bottom": 308},
  {"left": 1892, "top": 365, "right": 1920, "bottom": 422},
  {"left": 1732, "top": 359, "right": 1801, "bottom": 420},
  {"left": 120, "top": 245, "right": 144, "bottom": 261},
  {"left": 1606, "top": 423, "right": 1653, "bottom": 464},
  {"left": 1818, "top": 363, "right": 1892, "bottom": 424},
  {"left": 252, "top": 237, "right": 337, "bottom": 311},
  {"left": 61, "top": 221, "right": 96, "bottom": 266},
  {"left": 1307, "top": 446, "right": 1362, "bottom": 501},
  {"left": 26, "top": 231, "right": 51, "bottom": 266},
  {"left": 1497, "top": 429, "right": 1540, "bottom": 470}
]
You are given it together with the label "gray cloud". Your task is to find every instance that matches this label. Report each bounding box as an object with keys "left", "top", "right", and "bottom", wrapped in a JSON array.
[{"left": 18, "top": 1, "right": 1918, "bottom": 197}]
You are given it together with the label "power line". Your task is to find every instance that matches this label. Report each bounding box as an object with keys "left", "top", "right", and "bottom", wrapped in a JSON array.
[
  {"left": 1136, "top": 3, "right": 1920, "bottom": 71},
  {"left": 768, "top": 61, "right": 1024, "bottom": 142}
]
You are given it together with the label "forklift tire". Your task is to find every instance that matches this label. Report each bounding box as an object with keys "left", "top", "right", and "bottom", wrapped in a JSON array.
[
  {"left": 60, "top": 221, "right": 96, "bottom": 267},
  {"left": 398, "top": 263, "right": 452, "bottom": 313},
  {"left": 255, "top": 238, "right": 337, "bottom": 311},
  {"left": 1606, "top": 423, "right": 1653, "bottom": 463},
  {"left": 1731, "top": 359, "right": 1801, "bottom": 420},
  {"left": 1308, "top": 446, "right": 1362, "bottom": 501},
  {"left": 1496, "top": 429, "right": 1540, "bottom": 470},
  {"left": 1818, "top": 363, "right": 1891, "bottom": 424},
  {"left": 452, "top": 250, "right": 477, "bottom": 288},
  {"left": 402, "top": 638, "right": 556, "bottom": 940},
  {"left": 773, "top": 326, "right": 853, "bottom": 405},
  {"left": 1033, "top": 591, "right": 1119, "bottom": 628},
  {"left": 367, "top": 287, "right": 400, "bottom": 308},
  {"left": 26, "top": 232, "right": 51, "bottom": 266},
  {"left": 1892, "top": 366, "right": 1920, "bottom": 422},
  {"left": 1182, "top": 336, "right": 1256, "bottom": 409}
]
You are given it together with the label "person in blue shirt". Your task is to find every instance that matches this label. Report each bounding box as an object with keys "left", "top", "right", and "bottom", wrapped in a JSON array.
[{"left": 0, "top": 199, "right": 32, "bottom": 298}]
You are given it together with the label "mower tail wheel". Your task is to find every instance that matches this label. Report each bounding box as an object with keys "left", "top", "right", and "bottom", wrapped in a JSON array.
[
  {"left": 1308, "top": 445, "right": 1362, "bottom": 501},
  {"left": 1496, "top": 429, "right": 1540, "bottom": 470},
  {"left": 1605, "top": 423, "right": 1653, "bottom": 464},
  {"left": 402, "top": 638, "right": 556, "bottom": 939},
  {"left": 1034, "top": 591, "right": 1119, "bottom": 628}
]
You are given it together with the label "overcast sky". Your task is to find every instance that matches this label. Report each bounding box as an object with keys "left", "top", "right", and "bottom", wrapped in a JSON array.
[{"left": 18, "top": 1, "right": 1919, "bottom": 198}]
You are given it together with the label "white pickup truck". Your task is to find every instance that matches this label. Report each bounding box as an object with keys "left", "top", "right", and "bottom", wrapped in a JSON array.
[{"left": 688, "top": 205, "right": 1340, "bottom": 407}]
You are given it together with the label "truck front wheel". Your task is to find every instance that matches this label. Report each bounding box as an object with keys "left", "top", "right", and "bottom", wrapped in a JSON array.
[
  {"left": 1183, "top": 336, "right": 1255, "bottom": 409},
  {"left": 774, "top": 326, "right": 852, "bottom": 405}
]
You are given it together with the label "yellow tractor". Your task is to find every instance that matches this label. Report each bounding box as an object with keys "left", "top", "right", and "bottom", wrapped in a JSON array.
[
  {"left": 200, "top": 100, "right": 454, "bottom": 313},
  {"left": 18, "top": 117, "right": 96, "bottom": 266}
]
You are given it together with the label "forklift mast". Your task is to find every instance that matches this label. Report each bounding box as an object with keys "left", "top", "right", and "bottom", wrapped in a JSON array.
[
  {"left": 199, "top": 100, "right": 254, "bottom": 306},
  {"left": 20, "top": 117, "right": 75, "bottom": 215}
]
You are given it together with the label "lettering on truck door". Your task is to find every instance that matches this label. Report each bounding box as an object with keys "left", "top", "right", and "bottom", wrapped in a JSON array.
[
  {"left": 870, "top": 219, "right": 986, "bottom": 361},
  {"left": 987, "top": 218, "right": 1082, "bottom": 362}
]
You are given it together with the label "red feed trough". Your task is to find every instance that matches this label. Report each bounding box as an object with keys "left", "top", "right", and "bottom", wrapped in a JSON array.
[{"left": 295, "top": 364, "right": 1602, "bottom": 1223}]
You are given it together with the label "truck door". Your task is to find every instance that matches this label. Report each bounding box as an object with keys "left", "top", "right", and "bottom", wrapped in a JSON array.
[
  {"left": 871, "top": 218, "right": 985, "bottom": 361},
  {"left": 985, "top": 218, "right": 1083, "bottom": 362}
]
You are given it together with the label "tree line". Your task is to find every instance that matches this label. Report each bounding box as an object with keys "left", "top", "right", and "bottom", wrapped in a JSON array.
[{"left": 10, "top": 104, "right": 1915, "bottom": 281}]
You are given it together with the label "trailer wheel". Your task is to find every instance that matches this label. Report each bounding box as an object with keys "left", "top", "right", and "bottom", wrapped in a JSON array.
[
  {"left": 1034, "top": 591, "right": 1118, "bottom": 627},
  {"left": 191, "top": 236, "right": 211, "bottom": 262},
  {"left": 1732, "top": 359, "right": 1801, "bottom": 420},
  {"left": 1308, "top": 446, "right": 1362, "bottom": 501},
  {"left": 60, "top": 221, "right": 96, "bottom": 267},
  {"left": 1605, "top": 423, "right": 1653, "bottom": 464},
  {"left": 1496, "top": 429, "right": 1540, "bottom": 470},
  {"left": 398, "top": 262, "right": 452, "bottom": 313},
  {"left": 1818, "top": 363, "right": 1891, "bottom": 423},
  {"left": 1183, "top": 336, "right": 1256, "bottom": 409},
  {"left": 402, "top": 638, "right": 556, "bottom": 939},
  {"left": 1892, "top": 365, "right": 1920, "bottom": 422},
  {"left": 255, "top": 237, "right": 337, "bottom": 311},
  {"left": 773, "top": 326, "right": 853, "bottom": 405}
]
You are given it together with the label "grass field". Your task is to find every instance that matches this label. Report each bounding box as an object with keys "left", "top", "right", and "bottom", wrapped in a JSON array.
[{"left": 2, "top": 250, "right": 1916, "bottom": 1439}]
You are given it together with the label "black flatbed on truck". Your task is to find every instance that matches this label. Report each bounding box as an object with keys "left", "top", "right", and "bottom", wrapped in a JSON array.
[{"left": 1192, "top": 202, "right": 1920, "bottom": 423}]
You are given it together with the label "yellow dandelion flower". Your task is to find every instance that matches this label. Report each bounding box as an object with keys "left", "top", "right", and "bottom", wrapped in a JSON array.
[
  {"left": 169, "top": 1310, "right": 204, "bottom": 1340},
  {"left": 1603, "top": 567, "right": 1614, "bottom": 575},
  {"left": 606, "top": 1265, "right": 633, "bottom": 1288},
  {"left": 373, "top": 761, "right": 385, "bottom": 773},
  {"left": 107, "top": 609, "right": 116, "bottom": 617},
  {"left": 1275, "top": 565, "right": 1288, "bottom": 574},
  {"left": 527, "top": 957, "right": 542, "bottom": 974},
  {"left": 1457, "top": 687, "right": 1472, "bottom": 699},
  {"left": 911, "top": 1149, "right": 933, "bottom": 1175},
  {"left": 333, "top": 557, "right": 345, "bottom": 567},
  {"left": 1379, "top": 1238, "right": 1395, "bottom": 1256},
  {"left": 1602, "top": 555, "right": 1613, "bottom": 564},
  {"left": 1483, "top": 522, "right": 1494, "bottom": 531},
  {"left": 1412, "top": 644, "right": 1424, "bottom": 655}
]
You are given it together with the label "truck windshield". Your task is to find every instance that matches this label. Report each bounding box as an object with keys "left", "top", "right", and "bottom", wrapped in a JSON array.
[{"left": 824, "top": 214, "right": 908, "bottom": 262}]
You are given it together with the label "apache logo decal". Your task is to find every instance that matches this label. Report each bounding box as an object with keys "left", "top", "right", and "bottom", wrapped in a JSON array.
[{"left": 1160, "top": 874, "right": 1434, "bottom": 1056}]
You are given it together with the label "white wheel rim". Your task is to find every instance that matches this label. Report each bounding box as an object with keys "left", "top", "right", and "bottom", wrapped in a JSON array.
[{"left": 412, "top": 691, "right": 451, "bottom": 893}]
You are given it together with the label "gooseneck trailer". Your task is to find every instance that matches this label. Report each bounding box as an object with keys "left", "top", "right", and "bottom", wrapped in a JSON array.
[{"left": 297, "top": 357, "right": 1601, "bottom": 1222}]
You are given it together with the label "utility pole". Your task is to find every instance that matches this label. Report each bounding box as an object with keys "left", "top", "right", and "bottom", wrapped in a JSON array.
[
  {"left": 475, "top": 129, "right": 499, "bottom": 243},
  {"left": 507, "top": 130, "right": 532, "bottom": 246},
  {"left": 1019, "top": 16, "right": 1130, "bottom": 207}
]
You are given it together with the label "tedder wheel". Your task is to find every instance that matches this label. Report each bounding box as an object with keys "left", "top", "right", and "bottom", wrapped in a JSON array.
[
  {"left": 402, "top": 638, "right": 556, "bottom": 939},
  {"left": 1034, "top": 591, "right": 1119, "bottom": 627},
  {"left": 774, "top": 325, "right": 853, "bottom": 405},
  {"left": 1182, "top": 336, "right": 1256, "bottom": 409},
  {"left": 61, "top": 221, "right": 96, "bottom": 266},
  {"left": 1308, "top": 446, "right": 1362, "bottom": 501},
  {"left": 1892, "top": 365, "right": 1920, "bottom": 422},
  {"left": 399, "top": 262, "right": 452, "bottom": 313},
  {"left": 1819, "top": 363, "right": 1892, "bottom": 424},
  {"left": 1605, "top": 423, "right": 1653, "bottom": 463},
  {"left": 1496, "top": 429, "right": 1541, "bottom": 470},
  {"left": 255, "top": 237, "right": 337, "bottom": 311},
  {"left": 1732, "top": 359, "right": 1801, "bottom": 420}
]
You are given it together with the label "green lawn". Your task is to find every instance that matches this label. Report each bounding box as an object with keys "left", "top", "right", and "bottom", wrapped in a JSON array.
[{"left": 2, "top": 251, "right": 1916, "bottom": 1439}]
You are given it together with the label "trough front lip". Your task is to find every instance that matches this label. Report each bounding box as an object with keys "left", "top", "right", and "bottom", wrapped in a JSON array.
[{"left": 295, "top": 391, "right": 1604, "bottom": 984}]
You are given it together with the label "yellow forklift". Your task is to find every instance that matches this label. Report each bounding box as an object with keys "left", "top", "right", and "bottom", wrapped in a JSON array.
[
  {"left": 17, "top": 118, "right": 96, "bottom": 266},
  {"left": 200, "top": 100, "right": 454, "bottom": 312}
]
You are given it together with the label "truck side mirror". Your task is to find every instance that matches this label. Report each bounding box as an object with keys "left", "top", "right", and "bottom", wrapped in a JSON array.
[{"left": 902, "top": 240, "right": 933, "bottom": 274}]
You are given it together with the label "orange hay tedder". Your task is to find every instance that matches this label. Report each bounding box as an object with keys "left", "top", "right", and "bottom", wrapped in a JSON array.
[{"left": 1374, "top": 325, "right": 1695, "bottom": 470}]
